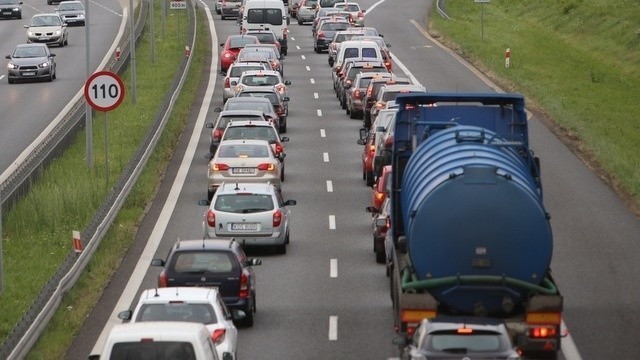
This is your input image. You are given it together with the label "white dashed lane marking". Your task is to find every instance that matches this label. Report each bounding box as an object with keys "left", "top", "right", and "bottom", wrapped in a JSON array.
[
  {"left": 330, "top": 259, "right": 338, "bottom": 278},
  {"left": 329, "top": 215, "right": 336, "bottom": 229},
  {"left": 326, "top": 180, "right": 333, "bottom": 192}
]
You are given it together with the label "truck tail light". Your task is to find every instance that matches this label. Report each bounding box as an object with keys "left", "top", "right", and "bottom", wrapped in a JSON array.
[
  {"left": 239, "top": 271, "right": 249, "bottom": 298},
  {"left": 273, "top": 209, "right": 282, "bottom": 227},
  {"left": 158, "top": 270, "right": 168, "bottom": 287},
  {"left": 211, "top": 329, "right": 226, "bottom": 345},
  {"left": 206, "top": 209, "right": 215, "bottom": 227},
  {"left": 530, "top": 326, "right": 558, "bottom": 338},
  {"left": 212, "top": 163, "right": 230, "bottom": 171}
]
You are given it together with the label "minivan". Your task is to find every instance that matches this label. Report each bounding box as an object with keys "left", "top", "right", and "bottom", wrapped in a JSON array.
[{"left": 240, "top": 0, "right": 290, "bottom": 55}]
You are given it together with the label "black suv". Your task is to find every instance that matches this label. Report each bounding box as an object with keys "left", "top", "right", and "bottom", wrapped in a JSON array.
[{"left": 151, "top": 239, "right": 262, "bottom": 326}]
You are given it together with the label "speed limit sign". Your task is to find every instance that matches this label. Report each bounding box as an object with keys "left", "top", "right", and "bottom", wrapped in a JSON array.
[{"left": 84, "top": 71, "right": 125, "bottom": 112}]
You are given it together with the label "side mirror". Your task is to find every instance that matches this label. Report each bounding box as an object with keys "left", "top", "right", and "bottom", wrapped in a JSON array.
[
  {"left": 287, "top": 16, "right": 291, "bottom": 25},
  {"left": 117, "top": 310, "right": 133, "bottom": 321},
  {"left": 50, "top": 53, "right": 56, "bottom": 57},
  {"left": 392, "top": 336, "right": 407, "bottom": 346},
  {"left": 214, "top": 107, "right": 222, "bottom": 112},
  {"left": 282, "top": 96, "right": 290, "bottom": 102},
  {"left": 5, "top": 55, "right": 10, "bottom": 59},
  {"left": 231, "top": 309, "right": 246, "bottom": 320},
  {"left": 358, "top": 127, "right": 368, "bottom": 141},
  {"left": 249, "top": 258, "right": 262, "bottom": 266},
  {"left": 284, "top": 199, "right": 297, "bottom": 206},
  {"left": 280, "top": 136, "right": 290, "bottom": 142},
  {"left": 230, "top": 80, "right": 237, "bottom": 86},
  {"left": 279, "top": 153, "right": 287, "bottom": 160},
  {"left": 284, "top": 80, "right": 291, "bottom": 85},
  {"left": 151, "top": 258, "right": 165, "bottom": 267},
  {"left": 365, "top": 206, "right": 377, "bottom": 213},
  {"left": 198, "top": 199, "right": 211, "bottom": 206},
  {"left": 204, "top": 153, "right": 213, "bottom": 160},
  {"left": 220, "top": 43, "right": 225, "bottom": 47},
  {"left": 357, "top": 139, "right": 365, "bottom": 146},
  {"left": 205, "top": 122, "right": 214, "bottom": 128}
]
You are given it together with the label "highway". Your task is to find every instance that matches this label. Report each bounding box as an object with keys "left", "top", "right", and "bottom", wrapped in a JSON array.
[
  {"left": 64, "top": 0, "right": 640, "bottom": 359},
  {"left": 0, "top": 0, "right": 122, "bottom": 175}
]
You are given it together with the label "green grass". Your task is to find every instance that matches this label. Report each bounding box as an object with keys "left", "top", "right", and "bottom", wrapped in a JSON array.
[
  {"left": 0, "top": 4, "right": 209, "bottom": 359},
  {"left": 430, "top": 0, "right": 640, "bottom": 209}
]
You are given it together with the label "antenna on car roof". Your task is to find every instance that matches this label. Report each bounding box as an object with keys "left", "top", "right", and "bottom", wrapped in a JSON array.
[
  {"left": 234, "top": 182, "right": 240, "bottom": 190},
  {"left": 154, "top": 287, "right": 159, "bottom": 297},
  {"left": 202, "top": 238, "right": 206, "bottom": 249},
  {"left": 229, "top": 238, "right": 235, "bottom": 249}
]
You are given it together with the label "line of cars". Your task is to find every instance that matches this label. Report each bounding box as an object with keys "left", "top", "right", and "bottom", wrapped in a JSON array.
[
  {"left": 305, "top": 16, "right": 524, "bottom": 360},
  {"left": 97, "top": 3, "right": 301, "bottom": 358},
  {"left": 4, "top": 0, "right": 85, "bottom": 83}
]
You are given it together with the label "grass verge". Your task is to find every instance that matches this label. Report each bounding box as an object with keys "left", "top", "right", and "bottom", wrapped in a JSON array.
[
  {"left": 430, "top": 0, "right": 640, "bottom": 212},
  {"left": 0, "top": 4, "right": 209, "bottom": 359}
]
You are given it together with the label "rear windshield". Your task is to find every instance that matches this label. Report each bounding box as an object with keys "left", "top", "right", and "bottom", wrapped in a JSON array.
[
  {"left": 217, "top": 115, "right": 263, "bottom": 129},
  {"left": 427, "top": 332, "right": 506, "bottom": 352},
  {"left": 241, "top": 75, "right": 281, "bottom": 86},
  {"left": 171, "top": 251, "right": 237, "bottom": 274},
  {"left": 111, "top": 342, "right": 196, "bottom": 360},
  {"left": 215, "top": 194, "right": 275, "bottom": 213},
  {"left": 229, "top": 37, "right": 257, "bottom": 48},
  {"left": 247, "top": 8, "right": 283, "bottom": 25},
  {"left": 238, "top": 92, "right": 279, "bottom": 105},
  {"left": 225, "top": 100, "right": 273, "bottom": 114},
  {"left": 217, "top": 143, "right": 271, "bottom": 158},
  {"left": 229, "top": 65, "right": 264, "bottom": 77},
  {"left": 224, "top": 126, "right": 278, "bottom": 143},
  {"left": 321, "top": 22, "right": 349, "bottom": 31},
  {"left": 136, "top": 303, "right": 218, "bottom": 324}
]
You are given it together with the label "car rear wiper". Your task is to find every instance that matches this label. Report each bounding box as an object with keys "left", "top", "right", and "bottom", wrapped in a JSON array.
[
  {"left": 242, "top": 208, "right": 268, "bottom": 213},
  {"left": 181, "top": 269, "right": 206, "bottom": 274}
]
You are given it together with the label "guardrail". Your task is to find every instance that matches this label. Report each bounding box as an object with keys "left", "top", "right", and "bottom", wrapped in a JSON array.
[{"left": 0, "top": 0, "right": 198, "bottom": 357}]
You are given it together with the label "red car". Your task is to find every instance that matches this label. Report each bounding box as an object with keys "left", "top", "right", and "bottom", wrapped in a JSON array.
[
  {"left": 219, "top": 34, "right": 260, "bottom": 74},
  {"left": 358, "top": 128, "right": 376, "bottom": 186},
  {"left": 371, "top": 165, "right": 391, "bottom": 212}
]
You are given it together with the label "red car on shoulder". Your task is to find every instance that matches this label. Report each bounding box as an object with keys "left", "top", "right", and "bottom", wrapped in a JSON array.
[{"left": 219, "top": 34, "right": 260, "bottom": 74}]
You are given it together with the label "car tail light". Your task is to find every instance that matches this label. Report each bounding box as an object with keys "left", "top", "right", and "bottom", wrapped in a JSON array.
[
  {"left": 384, "top": 136, "right": 394, "bottom": 148},
  {"left": 530, "top": 326, "right": 558, "bottom": 338},
  {"left": 211, "top": 329, "right": 226, "bottom": 345},
  {"left": 283, "top": 28, "right": 288, "bottom": 39},
  {"left": 357, "top": 11, "right": 364, "bottom": 18},
  {"left": 375, "top": 101, "right": 385, "bottom": 109},
  {"left": 385, "top": 61, "right": 392, "bottom": 71},
  {"left": 158, "top": 270, "right": 168, "bottom": 287},
  {"left": 345, "top": 79, "right": 352, "bottom": 86},
  {"left": 276, "top": 105, "right": 285, "bottom": 116},
  {"left": 257, "top": 163, "right": 275, "bottom": 171},
  {"left": 374, "top": 191, "right": 385, "bottom": 209},
  {"left": 213, "top": 128, "right": 223, "bottom": 141},
  {"left": 275, "top": 84, "right": 285, "bottom": 94},
  {"left": 354, "top": 89, "right": 362, "bottom": 99},
  {"left": 317, "top": 31, "right": 325, "bottom": 39},
  {"left": 206, "top": 209, "right": 215, "bottom": 227},
  {"left": 368, "top": 144, "right": 375, "bottom": 154},
  {"left": 224, "top": 77, "right": 230, "bottom": 88},
  {"left": 270, "top": 60, "right": 278, "bottom": 70},
  {"left": 212, "top": 163, "right": 230, "bottom": 171},
  {"left": 223, "top": 52, "right": 234, "bottom": 59},
  {"left": 275, "top": 143, "right": 284, "bottom": 155},
  {"left": 273, "top": 209, "right": 282, "bottom": 227},
  {"left": 239, "top": 271, "right": 249, "bottom": 298}
]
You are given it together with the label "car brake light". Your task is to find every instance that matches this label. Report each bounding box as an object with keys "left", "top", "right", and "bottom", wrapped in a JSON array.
[
  {"left": 213, "top": 128, "right": 223, "bottom": 141},
  {"left": 158, "top": 271, "right": 167, "bottom": 287},
  {"left": 384, "top": 136, "right": 393, "bottom": 148},
  {"left": 206, "top": 209, "right": 215, "bottom": 227},
  {"left": 273, "top": 209, "right": 282, "bottom": 227},
  {"left": 530, "top": 326, "right": 558, "bottom": 338},
  {"left": 224, "top": 77, "right": 230, "bottom": 88},
  {"left": 212, "top": 163, "right": 230, "bottom": 171},
  {"left": 406, "top": 325, "right": 416, "bottom": 337},
  {"left": 257, "top": 163, "right": 275, "bottom": 171},
  {"left": 239, "top": 272, "right": 249, "bottom": 298},
  {"left": 354, "top": 90, "right": 361, "bottom": 99},
  {"left": 346, "top": 79, "right": 352, "bottom": 86},
  {"left": 275, "top": 143, "right": 284, "bottom": 154},
  {"left": 276, "top": 106, "right": 285, "bottom": 115},
  {"left": 317, "top": 31, "right": 325, "bottom": 39},
  {"left": 212, "top": 329, "right": 226, "bottom": 345},
  {"left": 368, "top": 144, "right": 375, "bottom": 153}
]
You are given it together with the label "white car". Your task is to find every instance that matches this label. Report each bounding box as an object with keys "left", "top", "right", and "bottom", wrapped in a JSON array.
[
  {"left": 118, "top": 287, "right": 241, "bottom": 360},
  {"left": 203, "top": 182, "right": 297, "bottom": 254},
  {"left": 233, "top": 69, "right": 290, "bottom": 98},
  {"left": 333, "top": 1, "right": 365, "bottom": 26},
  {"left": 24, "top": 13, "right": 68, "bottom": 47}
]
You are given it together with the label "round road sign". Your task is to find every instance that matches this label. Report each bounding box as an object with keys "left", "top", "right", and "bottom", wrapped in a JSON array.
[{"left": 84, "top": 71, "right": 126, "bottom": 112}]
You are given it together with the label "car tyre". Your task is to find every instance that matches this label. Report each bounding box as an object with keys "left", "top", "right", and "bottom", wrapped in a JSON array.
[
  {"left": 207, "top": 188, "right": 215, "bottom": 201},
  {"left": 297, "top": 19, "right": 302, "bottom": 25},
  {"left": 279, "top": 118, "right": 287, "bottom": 133},
  {"left": 8, "top": 78, "right": 14, "bottom": 84},
  {"left": 275, "top": 242, "right": 287, "bottom": 254},
  {"left": 349, "top": 107, "right": 357, "bottom": 119},
  {"left": 345, "top": 106, "right": 350, "bottom": 115},
  {"left": 280, "top": 163, "right": 285, "bottom": 182},
  {"left": 365, "top": 171, "right": 374, "bottom": 187},
  {"left": 375, "top": 250, "right": 385, "bottom": 264}
]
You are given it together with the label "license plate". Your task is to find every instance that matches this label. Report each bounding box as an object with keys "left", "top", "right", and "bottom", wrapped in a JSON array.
[
  {"left": 39, "top": 37, "right": 50, "bottom": 41},
  {"left": 232, "top": 167, "right": 256, "bottom": 175},
  {"left": 231, "top": 223, "right": 258, "bottom": 231},
  {"left": 3, "top": 11, "right": 11, "bottom": 15},
  {"left": 22, "top": 72, "right": 36, "bottom": 76}
]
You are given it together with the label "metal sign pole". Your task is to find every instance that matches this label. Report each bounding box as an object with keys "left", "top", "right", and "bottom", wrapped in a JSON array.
[
  {"left": 104, "top": 112, "right": 109, "bottom": 190},
  {"left": 150, "top": 0, "right": 156, "bottom": 63},
  {"left": 0, "top": 190, "right": 3, "bottom": 293},
  {"left": 129, "top": 0, "right": 137, "bottom": 103},
  {"left": 85, "top": 0, "right": 93, "bottom": 168}
]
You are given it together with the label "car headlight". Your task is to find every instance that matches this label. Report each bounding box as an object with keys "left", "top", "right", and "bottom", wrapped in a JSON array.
[
  {"left": 38, "top": 61, "right": 50, "bottom": 69},
  {"left": 54, "top": 30, "right": 61, "bottom": 36},
  {"left": 77, "top": 14, "right": 85, "bottom": 19},
  {"left": 7, "top": 62, "right": 18, "bottom": 70},
  {"left": 27, "top": 31, "right": 34, "bottom": 37},
  {"left": 12, "top": 6, "right": 19, "bottom": 11}
]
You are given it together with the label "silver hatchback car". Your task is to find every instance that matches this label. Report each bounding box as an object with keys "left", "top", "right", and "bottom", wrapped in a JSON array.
[
  {"left": 207, "top": 139, "right": 283, "bottom": 200},
  {"left": 203, "top": 182, "right": 297, "bottom": 254}
]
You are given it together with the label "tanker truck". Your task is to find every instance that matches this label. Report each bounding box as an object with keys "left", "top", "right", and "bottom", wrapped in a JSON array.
[{"left": 386, "top": 93, "right": 563, "bottom": 358}]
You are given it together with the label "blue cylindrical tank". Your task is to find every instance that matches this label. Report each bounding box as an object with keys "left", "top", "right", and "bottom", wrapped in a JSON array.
[{"left": 401, "top": 125, "right": 553, "bottom": 315}]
